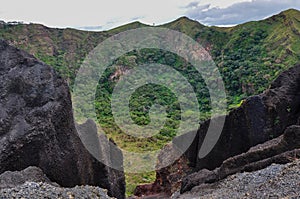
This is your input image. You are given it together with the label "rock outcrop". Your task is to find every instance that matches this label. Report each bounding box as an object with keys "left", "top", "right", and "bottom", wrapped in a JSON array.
[
  {"left": 175, "top": 158, "right": 300, "bottom": 199},
  {"left": 135, "top": 64, "right": 300, "bottom": 197},
  {"left": 0, "top": 166, "right": 57, "bottom": 189},
  {"left": 0, "top": 40, "right": 125, "bottom": 199},
  {"left": 181, "top": 125, "right": 300, "bottom": 193},
  {"left": 0, "top": 166, "right": 114, "bottom": 199},
  {"left": 176, "top": 64, "right": 300, "bottom": 193},
  {"left": 0, "top": 181, "right": 114, "bottom": 199},
  {"left": 193, "top": 64, "right": 300, "bottom": 171}
]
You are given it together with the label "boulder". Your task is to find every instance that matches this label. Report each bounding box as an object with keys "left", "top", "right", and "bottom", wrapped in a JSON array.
[
  {"left": 0, "top": 166, "right": 57, "bottom": 189},
  {"left": 0, "top": 40, "right": 125, "bottom": 199},
  {"left": 0, "top": 181, "right": 114, "bottom": 199}
]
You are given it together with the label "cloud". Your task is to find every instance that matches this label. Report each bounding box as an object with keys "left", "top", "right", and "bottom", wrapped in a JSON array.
[
  {"left": 183, "top": 1, "right": 211, "bottom": 10},
  {"left": 184, "top": 1, "right": 200, "bottom": 9},
  {"left": 0, "top": 0, "right": 200, "bottom": 30},
  {"left": 185, "top": 0, "right": 300, "bottom": 26}
]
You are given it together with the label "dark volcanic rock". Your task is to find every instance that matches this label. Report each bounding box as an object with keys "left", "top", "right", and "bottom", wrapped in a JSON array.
[
  {"left": 0, "top": 182, "right": 114, "bottom": 199},
  {"left": 0, "top": 40, "right": 125, "bottom": 199},
  {"left": 0, "top": 166, "right": 114, "bottom": 198},
  {"left": 194, "top": 64, "right": 300, "bottom": 171},
  {"left": 0, "top": 166, "right": 57, "bottom": 189},
  {"left": 76, "top": 119, "right": 125, "bottom": 198},
  {"left": 181, "top": 125, "right": 300, "bottom": 193},
  {"left": 176, "top": 159, "right": 300, "bottom": 199},
  {"left": 139, "top": 64, "right": 300, "bottom": 197}
]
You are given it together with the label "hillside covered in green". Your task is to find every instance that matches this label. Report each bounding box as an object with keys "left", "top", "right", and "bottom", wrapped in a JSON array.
[
  {"left": 1, "top": 9, "right": 300, "bottom": 196},
  {"left": 1, "top": 9, "right": 299, "bottom": 103}
]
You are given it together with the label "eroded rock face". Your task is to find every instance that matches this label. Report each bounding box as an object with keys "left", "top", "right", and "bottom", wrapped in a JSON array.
[
  {"left": 0, "top": 166, "right": 57, "bottom": 189},
  {"left": 178, "top": 64, "right": 300, "bottom": 189},
  {"left": 136, "top": 64, "right": 300, "bottom": 197},
  {"left": 193, "top": 64, "right": 300, "bottom": 170},
  {"left": 176, "top": 159, "right": 300, "bottom": 199},
  {"left": 0, "top": 40, "right": 125, "bottom": 199},
  {"left": 181, "top": 125, "right": 300, "bottom": 193}
]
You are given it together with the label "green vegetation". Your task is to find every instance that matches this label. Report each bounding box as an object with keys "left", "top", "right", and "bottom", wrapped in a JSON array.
[{"left": 1, "top": 9, "right": 300, "bottom": 196}]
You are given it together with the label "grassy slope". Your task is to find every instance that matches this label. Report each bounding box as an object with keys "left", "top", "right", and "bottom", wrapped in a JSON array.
[{"left": 1, "top": 9, "right": 300, "bottom": 196}]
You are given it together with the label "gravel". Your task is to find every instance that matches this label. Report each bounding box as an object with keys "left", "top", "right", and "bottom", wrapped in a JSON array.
[
  {"left": 175, "top": 159, "right": 300, "bottom": 199},
  {"left": 2, "top": 160, "right": 300, "bottom": 199},
  {"left": 0, "top": 182, "right": 115, "bottom": 199}
]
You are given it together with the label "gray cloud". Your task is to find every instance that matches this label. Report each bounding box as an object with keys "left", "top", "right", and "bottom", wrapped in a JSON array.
[
  {"left": 184, "top": 1, "right": 200, "bottom": 9},
  {"left": 186, "top": 0, "right": 300, "bottom": 26},
  {"left": 183, "top": 1, "right": 210, "bottom": 10}
]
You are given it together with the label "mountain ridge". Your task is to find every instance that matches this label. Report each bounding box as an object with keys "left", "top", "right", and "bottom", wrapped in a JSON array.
[{"left": 0, "top": 9, "right": 299, "bottom": 84}]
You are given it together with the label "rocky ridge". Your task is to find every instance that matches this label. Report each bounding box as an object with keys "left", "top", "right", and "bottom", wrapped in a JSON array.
[
  {"left": 175, "top": 159, "right": 300, "bottom": 199},
  {"left": 0, "top": 40, "right": 125, "bottom": 199},
  {"left": 135, "top": 64, "right": 300, "bottom": 197},
  {"left": 181, "top": 125, "right": 300, "bottom": 193}
]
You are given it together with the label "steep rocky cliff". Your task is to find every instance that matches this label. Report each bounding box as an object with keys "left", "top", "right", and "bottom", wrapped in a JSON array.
[
  {"left": 193, "top": 64, "right": 300, "bottom": 170},
  {"left": 135, "top": 63, "right": 300, "bottom": 197},
  {"left": 0, "top": 40, "right": 125, "bottom": 199}
]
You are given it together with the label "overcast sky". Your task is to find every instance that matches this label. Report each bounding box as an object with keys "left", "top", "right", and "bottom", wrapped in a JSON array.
[{"left": 0, "top": 0, "right": 299, "bottom": 31}]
